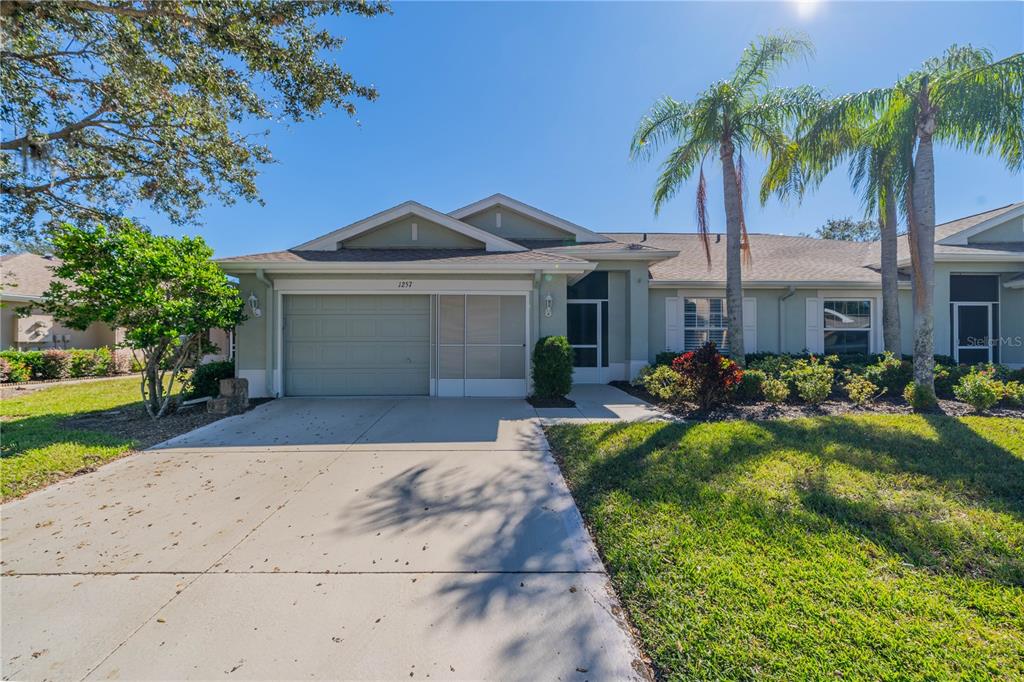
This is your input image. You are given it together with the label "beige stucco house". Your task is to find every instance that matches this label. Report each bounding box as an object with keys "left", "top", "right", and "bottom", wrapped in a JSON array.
[
  {"left": 1, "top": 252, "right": 233, "bottom": 362},
  {"left": 0, "top": 253, "right": 123, "bottom": 351},
  {"left": 218, "top": 195, "right": 1024, "bottom": 398}
]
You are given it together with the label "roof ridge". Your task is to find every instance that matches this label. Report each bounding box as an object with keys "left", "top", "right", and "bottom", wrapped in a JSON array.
[{"left": 936, "top": 201, "right": 1023, "bottom": 227}]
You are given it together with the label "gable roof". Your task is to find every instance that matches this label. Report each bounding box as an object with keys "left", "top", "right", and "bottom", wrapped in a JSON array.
[
  {"left": 0, "top": 252, "right": 59, "bottom": 301},
  {"left": 449, "top": 193, "right": 611, "bottom": 244},
  {"left": 292, "top": 201, "right": 527, "bottom": 253},
  {"left": 935, "top": 201, "right": 1024, "bottom": 245},
  {"left": 862, "top": 201, "right": 1024, "bottom": 266}
]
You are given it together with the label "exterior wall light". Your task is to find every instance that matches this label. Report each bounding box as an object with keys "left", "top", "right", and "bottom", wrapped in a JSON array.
[
  {"left": 248, "top": 291, "right": 262, "bottom": 318},
  {"left": 544, "top": 294, "right": 553, "bottom": 318}
]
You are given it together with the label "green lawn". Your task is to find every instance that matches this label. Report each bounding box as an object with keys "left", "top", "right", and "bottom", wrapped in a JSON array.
[
  {"left": 547, "top": 415, "right": 1024, "bottom": 681},
  {"left": 1, "top": 377, "right": 152, "bottom": 500}
]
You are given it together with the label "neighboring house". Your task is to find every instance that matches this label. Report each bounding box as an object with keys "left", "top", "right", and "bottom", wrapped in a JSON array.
[
  {"left": 0, "top": 252, "right": 122, "bottom": 351},
  {"left": 0, "top": 252, "right": 234, "bottom": 363},
  {"left": 218, "top": 195, "right": 1024, "bottom": 398}
]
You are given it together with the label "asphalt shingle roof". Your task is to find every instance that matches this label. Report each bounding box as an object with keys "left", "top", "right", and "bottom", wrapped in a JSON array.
[
  {"left": 0, "top": 253, "right": 60, "bottom": 299},
  {"left": 603, "top": 233, "right": 887, "bottom": 283}
]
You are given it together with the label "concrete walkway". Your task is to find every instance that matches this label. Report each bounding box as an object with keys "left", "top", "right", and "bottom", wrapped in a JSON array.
[{"left": 1, "top": 387, "right": 652, "bottom": 681}]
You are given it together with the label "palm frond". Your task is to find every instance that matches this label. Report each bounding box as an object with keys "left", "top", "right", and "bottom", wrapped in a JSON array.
[
  {"left": 652, "top": 138, "right": 713, "bottom": 214},
  {"left": 630, "top": 96, "right": 692, "bottom": 161},
  {"left": 731, "top": 31, "right": 815, "bottom": 93},
  {"left": 695, "top": 164, "right": 711, "bottom": 268}
]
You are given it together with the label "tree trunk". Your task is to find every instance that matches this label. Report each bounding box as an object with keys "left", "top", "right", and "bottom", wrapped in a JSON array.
[
  {"left": 880, "top": 185, "right": 902, "bottom": 355},
  {"left": 910, "top": 87, "right": 937, "bottom": 397},
  {"left": 720, "top": 139, "right": 745, "bottom": 367}
]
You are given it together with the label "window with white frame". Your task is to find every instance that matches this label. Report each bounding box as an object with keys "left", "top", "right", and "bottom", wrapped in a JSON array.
[
  {"left": 823, "top": 299, "right": 871, "bottom": 354},
  {"left": 683, "top": 298, "right": 729, "bottom": 353}
]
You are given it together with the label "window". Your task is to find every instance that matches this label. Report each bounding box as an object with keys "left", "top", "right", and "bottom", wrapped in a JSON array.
[
  {"left": 684, "top": 298, "right": 729, "bottom": 353},
  {"left": 823, "top": 299, "right": 871, "bottom": 354}
]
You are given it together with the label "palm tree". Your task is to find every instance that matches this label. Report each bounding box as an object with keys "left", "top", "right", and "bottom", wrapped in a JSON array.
[
  {"left": 773, "top": 99, "right": 909, "bottom": 354},
  {"left": 630, "top": 33, "right": 818, "bottom": 368},
  {"left": 776, "top": 45, "right": 1022, "bottom": 399}
]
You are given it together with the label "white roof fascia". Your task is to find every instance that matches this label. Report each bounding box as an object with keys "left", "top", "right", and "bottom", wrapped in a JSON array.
[
  {"left": 449, "top": 193, "right": 611, "bottom": 244},
  {"left": 894, "top": 251, "right": 1024, "bottom": 267},
  {"left": 936, "top": 203, "right": 1024, "bottom": 245},
  {"left": 292, "top": 201, "right": 527, "bottom": 253}
]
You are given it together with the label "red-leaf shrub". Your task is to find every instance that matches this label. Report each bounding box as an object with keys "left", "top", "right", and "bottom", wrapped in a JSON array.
[{"left": 670, "top": 341, "right": 743, "bottom": 410}]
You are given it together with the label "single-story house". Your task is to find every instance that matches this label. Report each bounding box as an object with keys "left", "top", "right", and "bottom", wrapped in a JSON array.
[
  {"left": 0, "top": 252, "right": 123, "bottom": 351},
  {"left": 1, "top": 252, "right": 233, "bottom": 362},
  {"left": 218, "top": 195, "right": 1024, "bottom": 398}
]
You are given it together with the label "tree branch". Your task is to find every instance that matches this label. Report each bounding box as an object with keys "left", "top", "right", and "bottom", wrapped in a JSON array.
[
  {"left": 1, "top": 106, "right": 110, "bottom": 150},
  {"left": 3, "top": 174, "right": 110, "bottom": 196}
]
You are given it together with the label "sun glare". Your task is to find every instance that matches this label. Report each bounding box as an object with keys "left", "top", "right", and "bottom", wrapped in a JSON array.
[{"left": 794, "top": 0, "right": 821, "bottom": 19}]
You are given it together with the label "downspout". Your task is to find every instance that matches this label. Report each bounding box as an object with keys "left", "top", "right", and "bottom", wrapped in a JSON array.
[
  {"left": 531, "top": 271, "right": 542, "bottom": 394},
  {"left": 778, "top": 286, "right": 796, "bottom": 353},
  {"left": 255, "top": 269, "right": 275, "bottom": 397}
]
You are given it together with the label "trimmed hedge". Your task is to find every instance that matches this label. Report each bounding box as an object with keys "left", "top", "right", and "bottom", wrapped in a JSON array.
[{"left": 0, "top": 348, "right": 132, "bottom": 382}]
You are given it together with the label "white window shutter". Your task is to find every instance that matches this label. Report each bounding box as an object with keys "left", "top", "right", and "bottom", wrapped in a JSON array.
[
  {"left": 665, "top": 297, "right": 679, "bottom": 351},
  {"left": 805, "top": 297, "right": 822, "bottom": 353},
  {"left": 742, "top": 297, "right": 757, "bottom": 354}
]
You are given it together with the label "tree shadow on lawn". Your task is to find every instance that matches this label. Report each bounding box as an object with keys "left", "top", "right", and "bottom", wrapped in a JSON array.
[{"left": 554, "top": 414, "right": 1024, "bottom": 587}]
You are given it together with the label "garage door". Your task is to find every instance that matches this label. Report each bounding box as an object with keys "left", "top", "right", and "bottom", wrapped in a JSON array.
[{"left": 284, "top": 295, "right": 430, "bottom": 396}]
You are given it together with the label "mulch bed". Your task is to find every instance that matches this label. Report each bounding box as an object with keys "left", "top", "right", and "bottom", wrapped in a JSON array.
[
  {"left": 526, "top": 395, "right": 577, "bottom": 408},
  {"left": 60, "top": 397, "right": 274, "bottom": 451},
  {"left": 610, "top": 381, "right": 1024, "bottom": 421}
]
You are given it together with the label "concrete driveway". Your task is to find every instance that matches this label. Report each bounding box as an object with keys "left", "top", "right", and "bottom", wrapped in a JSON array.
[{"left": 1, "top": 391, "right": 650, "bottom": 681}]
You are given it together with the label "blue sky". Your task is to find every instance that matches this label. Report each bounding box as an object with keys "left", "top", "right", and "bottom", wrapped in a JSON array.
[{"left": 142, "top": 1, "right": 1024, "bottom": 257}]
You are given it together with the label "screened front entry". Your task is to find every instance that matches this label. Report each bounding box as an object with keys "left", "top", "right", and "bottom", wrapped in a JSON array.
[
  {"left": 950, "top": 274, "right": 999, "bottom": 364},
  {"left": 435, "top": 294, "right": 528, "bottom": 397},
  {"left": 567, "top": 272, "right": 609, "bottom": 383}
]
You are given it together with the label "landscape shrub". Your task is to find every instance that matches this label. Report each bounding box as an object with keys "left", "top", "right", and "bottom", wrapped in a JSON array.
[
  {"left": 39, "top": 349, "right": 71, "bottom": 380},
  {"left": 785, "top": 356, "right": 835, "bottom": 405},
  {"left": 654, "top": 351, "right": 680, "bottom": 367},
  {"left": 183, "top": 360, "right": 235, "bottom": 399},
  {"left": 862, "top": 352, "right": 912, "bottom": 395},
  {"left": 671, "top": 341, "right": 743, "bottom": 410},
  {"left": 68, "top": 347, "right": 113, "bottom": 377},
  {"left": 734, "top": 369, "right": 766, "bottom": 402},
  {"left": 532, "top": 336, "right": 573, "bottom": 399},
  {"left": 953, "top": 367, "right": 1003, "bottom": 413},
  {"left": 637, "top": 364, "right": 683, "bottom": 402},
  {"left": 844, "top": 372, "right": 883, "bottom": 406},
  {"left": 7, "top": 350, "right": 44, "bottom": 379},
  {"left": 761, "top": 377, "right": 790, "bottom": 403},
  {"left": 747, "top": 354, "right": 798, "bottom": 380},
  {"left": 1, "top": 356, "right": 30, "bottom": 383},
  {"left": 112, "top": 348, "right": 135, "bottom": 374},
  {"left": 0, "top": 357, "right": 10, "bottom": 383},
  {"left": 1001, "top": 380, "right": 1024, "bottom": 406},
  {"left": 903, "top": 382, "right": 938, "bottom": 411},
  {"left": 934, "top": 364, "right": 971, "bottom": 399}
]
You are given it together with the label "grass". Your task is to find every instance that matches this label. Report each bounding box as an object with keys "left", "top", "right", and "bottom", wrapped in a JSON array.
[
  {"left": 547, "top": 415, "right": 1024, "bottom": 681},
  {"left": 1, "top": 377, "right": 157, "bottom": 500}
]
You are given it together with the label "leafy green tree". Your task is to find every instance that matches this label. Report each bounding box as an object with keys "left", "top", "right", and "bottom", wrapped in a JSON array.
[
  {"left": 806, "top": 217, "right": 880, "bottom": 242},
  {"left": 630, "top": 33, "right": 818, "bottom": 367},
  {"left": 789, "top": 46, "right": 1023, "bottom": 399},
  {"left": 42, "top": 222, "right": 245, "bottom": 418},
  {"left": 1, "top": 0, "right": 390, "bottom": 247}
]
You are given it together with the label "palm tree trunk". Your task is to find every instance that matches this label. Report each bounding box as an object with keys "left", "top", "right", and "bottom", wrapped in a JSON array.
[
  {"left": 720, "top": 139, "right": 745, "bottom": 367},
  {"left": 880, "top": 185, "right": 901, "bottom": 354},
  {"left": 910, "top": 89, "right": 937, "bottom": 396}
]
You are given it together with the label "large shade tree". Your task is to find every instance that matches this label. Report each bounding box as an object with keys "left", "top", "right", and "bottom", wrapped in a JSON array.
[
  {"left": 795, "top": 46, "right": 1023, "bottom": 400},
  {"left": 630, "top": 33, "right": 818, "bottom": 367},
  {"left": 0, "top": 0, "right": 390, "bottom": 247}
]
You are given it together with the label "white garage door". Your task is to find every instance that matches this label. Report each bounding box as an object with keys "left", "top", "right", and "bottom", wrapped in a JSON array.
[{"left": 284, "top": 295, "right": 430, "bottom": 396}]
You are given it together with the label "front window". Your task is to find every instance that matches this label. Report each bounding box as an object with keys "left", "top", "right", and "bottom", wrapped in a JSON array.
[
  {"left": 823, "top": 299, "right": 871, "bottom": 354},
  {"left": 684, "top": 298, "right": 729, "bottom": 353}
]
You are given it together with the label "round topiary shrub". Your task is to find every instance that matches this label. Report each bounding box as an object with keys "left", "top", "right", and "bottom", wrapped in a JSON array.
[
  {"left": 183, "top": 360, "right": 235, "bottom": 399},
  {"left": 532, "top": 336, "right": 573, "bottom": 399},
  {"left": 734, "top": 368, "right": 766, "bottom": 403}
]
